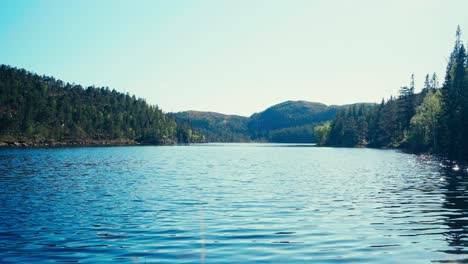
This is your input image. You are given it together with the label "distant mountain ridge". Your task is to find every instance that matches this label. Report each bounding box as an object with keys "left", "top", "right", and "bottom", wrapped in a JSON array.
[{"left": 173, "top": 100, "right": 374, "bottom": 143}]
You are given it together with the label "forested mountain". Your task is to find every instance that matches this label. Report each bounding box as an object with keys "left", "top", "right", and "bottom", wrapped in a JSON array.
[
  {"left": 0, "top": 63, "right": 355, "bottom": 146},
  {"left": 172, "top": 101, "right": 372, "bottom": 143},
  {"left": 247, "top": 101, "right": 335, "bottom": 142},
  {"left": 170, "top": 111, "right": 250, "bottom": 142},
  {"left": 248, "top": 101, "right": 335, "bottom": 131},
  {"left": 0, "top": 65, "right": 203, "bottom": 146},
  {"left": 248, "top": 101, "right": 375, "bottom": 143},
  {"left": 3, "top": 28, "right": 464, "bottom": 153},
  {"left": 317, "top": 27, "right": 468, "bottom": 161},
  {"left": 173, "top": 101, "right": 341, "bottom": 143}
]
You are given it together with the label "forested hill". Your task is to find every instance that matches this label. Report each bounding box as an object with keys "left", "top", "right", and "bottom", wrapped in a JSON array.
[
  {"left": 247, "top": 101, "right": 374, "bottom": 142},
  {"left": 315, "top": 27, "right": 468, "bottom": 161},
  {"left": 0, "top": 64, "right": 365, "bottom": 146},
  {"left": 247, "top": 101, "right": 334, "bottom": 142},
  {"left": 0, "top": 65, "right": 203, "bottom": 146},
  {"left": 173, "top": 101, "right": 373, "bottom": 143},
  {"left": 170, "top": 111, "right": 250, "bottom": 142},
  {"left": 7, "top": 26, "right": 464, "bottom": 151}
]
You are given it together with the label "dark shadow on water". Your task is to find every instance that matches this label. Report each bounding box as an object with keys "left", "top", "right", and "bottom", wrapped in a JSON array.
[{"left": 438, "top": 165, "right": 468, "bottom": 254}]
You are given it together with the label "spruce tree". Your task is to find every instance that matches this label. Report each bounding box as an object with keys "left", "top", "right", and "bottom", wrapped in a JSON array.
[{"left": 440, "top": 26, "right": 467, "bottom": 159}]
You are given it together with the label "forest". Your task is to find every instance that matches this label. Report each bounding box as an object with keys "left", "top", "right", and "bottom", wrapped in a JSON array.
[
  {"left": 1, "top": 27, "right": 467, "bottom": 162},
  {"left": 0, "top": 65, "right": 204, "bottom": 146},
  {"left": 170, "top": 111, "right": 250, "bottom": 142},
  {"left": 172, "top": 101, "right": 372, "bottom": 143},
  {"left": 315, "top": 27, "right": 468, "bottom": 161}
]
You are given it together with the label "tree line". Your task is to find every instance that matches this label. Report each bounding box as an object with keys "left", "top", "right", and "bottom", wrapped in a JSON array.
[
  {"left": 315, "top": 27, "right": 468, "bottom": 161},
  {"left": 0, "top": 65, "right": 204, "bottom": 145}
]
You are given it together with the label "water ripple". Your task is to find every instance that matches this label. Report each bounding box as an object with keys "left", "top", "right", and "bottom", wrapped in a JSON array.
[{"left": 0, "top": 144, "right": 467, "bottom": 263}]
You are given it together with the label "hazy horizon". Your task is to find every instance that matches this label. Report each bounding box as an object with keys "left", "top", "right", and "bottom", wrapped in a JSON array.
[{"left": 1, "top": 0, "right": 467, "bottom": 116}]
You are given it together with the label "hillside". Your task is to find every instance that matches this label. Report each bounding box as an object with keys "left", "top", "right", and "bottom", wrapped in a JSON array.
[
  {"left": 173, "top": 101, "right": 373, "bottom": 143},
  {"left": 248, "top": 101, "right": 340, "bottom": 142},
  {"left": 0, "top": 64, "right": 373, "bottom": 146},
  {"left": 0, "top": 65, "right": 203, "bottom": 146},
  {"left": 170, "top": 111, "right": 249, "bottom": 142},
  {"left": 248, "top": 101, "right": 335, "bottom": 131}
]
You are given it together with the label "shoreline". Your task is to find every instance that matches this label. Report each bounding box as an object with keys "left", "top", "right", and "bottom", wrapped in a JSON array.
[{"left": 0, "top": 140, "right": 175, "bottom": 149}]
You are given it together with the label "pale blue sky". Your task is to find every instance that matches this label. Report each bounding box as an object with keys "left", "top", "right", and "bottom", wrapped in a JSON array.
[{"left": 1, "top": 0, "right": 467, "bottom": 116}]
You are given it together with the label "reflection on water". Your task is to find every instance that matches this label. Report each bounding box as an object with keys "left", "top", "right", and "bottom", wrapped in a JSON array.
[
  {"left": 0, "top": 144, "right": 467, "bottom": 263},
  {"left": 439, "top": 165, "right": 468, "bottom": 257}
]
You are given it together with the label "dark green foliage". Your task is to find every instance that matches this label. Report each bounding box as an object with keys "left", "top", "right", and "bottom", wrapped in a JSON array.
[
  {"left": 0, "top": 64, "right": 360, "bottom": 145},
  {"left": 0, "top": 65, "right": 198, "bottom": 144},
  {"left": 323, "top": 27, "right": 468, "bottom": 161},
  {"left": 326, "top": 104, "right": 373, "bottom": 147},
  {"left": 313, "top": 122, "right": 331, "bottom": 146},
  {"left": 172, "top": 101, "right": 370, "bottom": 143},
  {"left": 247, "top": 100, "right": 371, "bottom": 143},
  {"left": 174, "top": 120, "right": 206, "bottom": 143},
  {"left": 268, "top": 125, "right": 316, "bottom": 143},
  {"left": 398, "top": 74, "right": 416, "bottom": 132},
  {"left": 408, "top": 91, "right": 442, "bottom": 153},
  {"left": 326, "top": 93, "right": 424, "bottom": 149},
  {"left": 3, "top": 27, "right": 467, "bottom": 154},
  {"left": 171, "top": 111, "right": 249, "bottom": 142},
  {"left": 440, "top": 26, "right": 468, "bottom": 160},
  {"left": 248, "top": 100, "right": 335, "bottom": 142},
  {"left": 248, "top": 101, "right": 336, "bottom": 132}
]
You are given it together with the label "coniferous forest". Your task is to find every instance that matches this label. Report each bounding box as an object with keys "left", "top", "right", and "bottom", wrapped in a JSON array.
[
  {"left": 0, "top": 65, "right": 204, "bottom": 146},
  {"left": 316, "top": 27, "right": 468, "bottom": 161},
  {"left": 1, "top": 27, "right": 468, "bottom": 162}
]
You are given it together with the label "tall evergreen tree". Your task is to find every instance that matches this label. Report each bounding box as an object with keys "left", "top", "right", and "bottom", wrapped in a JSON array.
[
  {"left": 440, "top": 26, "right": 467, "bottom": 160},
  {"left": 430, "top": 73, "right": 440, "bottom": 91},
  {"left": 422, "top": 74, "right": 431, "bottom": 95},
  {"left": 398, "top": 74, "right": 416, "bottom": 133},
  {"left": 319, "top": 26, "right": 468, "bottom": 161}
]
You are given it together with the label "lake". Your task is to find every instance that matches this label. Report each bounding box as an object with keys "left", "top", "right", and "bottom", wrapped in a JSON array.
[{"left": 0, "top": 144, "right": 467, "bottom": 263}]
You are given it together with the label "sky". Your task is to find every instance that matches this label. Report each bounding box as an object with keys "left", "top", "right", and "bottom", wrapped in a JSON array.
[{"left": 1, "top": 0, "right": 467, "bottom": 116}]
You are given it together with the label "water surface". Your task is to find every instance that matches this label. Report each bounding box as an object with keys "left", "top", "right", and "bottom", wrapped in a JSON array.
[{"left": 1, "top": 144, "right": 467, "bottom": 263}]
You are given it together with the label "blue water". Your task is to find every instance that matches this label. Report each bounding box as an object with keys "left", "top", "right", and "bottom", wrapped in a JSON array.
[{"left": 0, "top": 144, "right": 467, "bottom": 263}]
